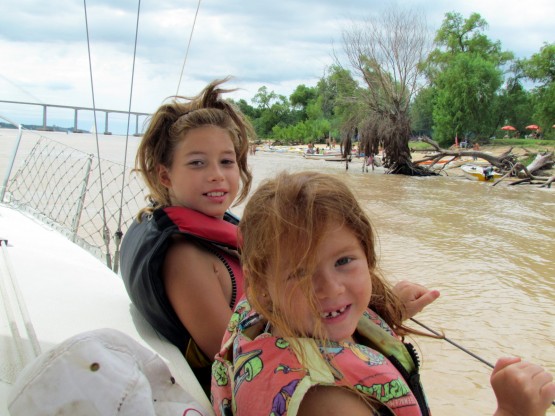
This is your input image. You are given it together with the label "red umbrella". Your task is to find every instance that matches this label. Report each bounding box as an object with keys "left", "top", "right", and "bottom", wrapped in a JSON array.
[
  {"left": 500, "top": 125, "right": 516, "bottom": 131},
  {"left": 526, "top": 124, "right": 539, "bottom": 130}
]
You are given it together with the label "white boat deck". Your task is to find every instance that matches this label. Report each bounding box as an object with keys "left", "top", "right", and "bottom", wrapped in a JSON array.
[{"left": 0, "top": 205, "right": 213, "bottom": 414}]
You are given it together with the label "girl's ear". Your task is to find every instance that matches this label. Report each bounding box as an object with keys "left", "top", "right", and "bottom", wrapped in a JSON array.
[{"left": 158, "top": 165, "right": 172, "bottom": 189}]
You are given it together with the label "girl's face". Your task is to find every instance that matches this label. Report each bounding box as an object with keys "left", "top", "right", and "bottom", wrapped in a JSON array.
[
  {"left": 269, "top": 220, "right": 372, "bottom": 343},
  {"left": 158, "top": 125, "right": 240, "bottom": 218}
]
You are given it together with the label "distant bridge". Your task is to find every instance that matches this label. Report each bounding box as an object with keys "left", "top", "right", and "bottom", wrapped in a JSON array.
[{"left": 0, "top": 100, "right": 151, "bottom": 135}]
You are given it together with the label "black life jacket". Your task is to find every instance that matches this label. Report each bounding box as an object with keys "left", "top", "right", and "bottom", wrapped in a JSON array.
[{"left": 120, "top": 206, "right": 240, "bottom": 356}]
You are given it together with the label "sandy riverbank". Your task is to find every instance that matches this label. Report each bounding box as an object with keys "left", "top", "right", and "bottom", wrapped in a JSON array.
[{"left": 272, "top": 143, "right": 554, "bottom": 180}]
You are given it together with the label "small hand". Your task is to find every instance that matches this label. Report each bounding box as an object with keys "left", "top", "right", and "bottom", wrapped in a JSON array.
[
  {"left": 393, "top": 280, "right": 440, "bottom": 320},
  {"left": 491, "top": 357, "right": 555, "bottom": 416}
]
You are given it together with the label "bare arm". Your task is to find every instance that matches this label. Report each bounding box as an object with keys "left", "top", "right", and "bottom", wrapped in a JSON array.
[
  {"left": 491, "top": 357, "right": 555, "bottom": 416},
  {"left": 393, "top": 280, "right": 440, "bottom": 320},
  {"left": 298, "top": 386, "right": 376, "bottom": 416},
  {"left": 163, "top": 239, "right": 234, "bottom": 360}
]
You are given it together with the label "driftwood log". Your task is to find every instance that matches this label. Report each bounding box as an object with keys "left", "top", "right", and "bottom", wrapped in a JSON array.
[{"left": 414, "top": 137, "right": 554, "bottom": 188}]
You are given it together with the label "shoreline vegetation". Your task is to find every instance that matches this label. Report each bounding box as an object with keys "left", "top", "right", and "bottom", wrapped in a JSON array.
[
  {"left": 259, "top": 140, "right": 555, "bottom": 183},
  {"left": 1, "top": 127, "right": 552, "bottom": 186}
]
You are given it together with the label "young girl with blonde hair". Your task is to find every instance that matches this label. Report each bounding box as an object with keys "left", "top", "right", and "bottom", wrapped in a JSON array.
[
  {"left": 212, "top": 171, "right": 555, "bottom": 416},
  {"left": 121, "top": 77, "right": 253, "bottom": 390}
]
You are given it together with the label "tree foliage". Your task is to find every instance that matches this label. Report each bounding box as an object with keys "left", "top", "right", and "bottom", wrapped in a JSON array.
[
  {"left": 520, "top": 43, "right": 555, "bottom": 135},
  {"left": 432, "top": 54, "right": 502, "bottom": 145},
  {"left": 234, "top": 11, "right": 553, "bottom": 158},
  {"left": 427, "top": 12, "right": 513, "bottom": 73},
  {"left": 427, "top": 12, "right": 512, "bottom": 146}
]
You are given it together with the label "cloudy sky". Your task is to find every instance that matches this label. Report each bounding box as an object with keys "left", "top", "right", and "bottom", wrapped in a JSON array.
[{"left": 1, "top": 0, "right": 553, "bottom": 132}]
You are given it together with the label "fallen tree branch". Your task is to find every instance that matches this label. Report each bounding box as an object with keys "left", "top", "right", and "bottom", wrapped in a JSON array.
[
  {"left": 417, "top": 136, "right": 516, "bottom": 169},
  {"left": 493, "top": 162, "right": 554, "bottom": 187}
]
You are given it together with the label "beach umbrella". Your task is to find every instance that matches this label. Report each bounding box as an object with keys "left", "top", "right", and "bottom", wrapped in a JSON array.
[
  {"left": 526, "top": 124, "right": 539, "bottom": 130},
  {"left": 500, "top": 125, "right": 516, "bottom": 131}
]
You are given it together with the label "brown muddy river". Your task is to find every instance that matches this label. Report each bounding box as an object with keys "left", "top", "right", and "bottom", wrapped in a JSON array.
[
  {"left": 1, "top": 130, "right": 554, "bottom": 415},
  {"left": 240, "top": 149, "right": 555, "bottom": 416}
]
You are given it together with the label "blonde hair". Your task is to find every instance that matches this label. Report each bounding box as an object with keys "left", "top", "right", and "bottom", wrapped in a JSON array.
[
  {"left": 135, "top": 77, "right": 254, "bottom": 219},
  {"left": 239, "top": 171, "right": 413, "bottom": 341}
]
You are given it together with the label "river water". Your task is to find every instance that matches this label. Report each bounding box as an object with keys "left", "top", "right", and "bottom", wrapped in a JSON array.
[
  {"left": 1, "top": 129, "right": 554, "bottom": 415},
  {"left": 243, "top": 150, "right": 555, "bottom": 416}
]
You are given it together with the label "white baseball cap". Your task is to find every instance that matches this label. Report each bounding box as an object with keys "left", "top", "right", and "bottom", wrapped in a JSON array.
[{"left": 8, "top": 328, "right": 207, "bottom": 415}]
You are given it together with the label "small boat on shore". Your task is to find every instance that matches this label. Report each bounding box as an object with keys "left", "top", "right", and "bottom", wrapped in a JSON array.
[
  {"left": 461, "top": 164, "right": 503, "bottom": 181},
  {"left": 303, "top": 153, "right": 351, "bottom": 162},
  {"left": 325, "top": 156, "right": 351, "bottom": 162},
  {"left": 415, "top": 158, "right": 453, "bottom": 166}
]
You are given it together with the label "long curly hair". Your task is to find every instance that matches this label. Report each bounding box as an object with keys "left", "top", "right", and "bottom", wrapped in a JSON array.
[{"left": 239, "top": 171, "right": 413, "bottom": 341}]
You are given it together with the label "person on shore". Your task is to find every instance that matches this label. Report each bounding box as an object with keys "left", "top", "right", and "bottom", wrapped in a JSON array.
[
  {"left": 212, "top": 171, "right": 555, "bottom": 416},
  {"left": 473, "top": 142, "right": 480, "bottom": 160},
  {"left": 120, "top": 78, "right": 439, "bottom": 393}
]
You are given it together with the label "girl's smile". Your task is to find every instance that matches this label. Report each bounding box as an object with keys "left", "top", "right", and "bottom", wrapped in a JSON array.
[
  {"left": 158, "top": 125, "right": 240, "bottom": 218},
  {"left": 269, "top": 220, "right": 372, "bottom": 343}
]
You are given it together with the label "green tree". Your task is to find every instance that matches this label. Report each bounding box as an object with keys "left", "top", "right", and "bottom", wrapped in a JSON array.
[
  {"left": 521, "top": 43, "right": 555, "bottom": 85},
  {"left": 427, "top": 12, "right": 513, "bottom": 74},
  {"left": 251, "top": 91, "right": 292, "bottom": 139},
  {"left": 252, "top": 86, "right": 278, "bottom": 110},
  {"left": 289, "top": 85, "right": 317, "bottom": 112},
  {"left": 410, "top": 87, "right": 435, "bottom": 137},
  {"left": 520, "top": 43, "right": 555, "bottom": 135},
  {"left": 316, "top": 65, "right": 359, "bottom": 139},
  {"left": 427, "top": 12, "right": 513, "bottom": 145},
  {"left": 495, "top": 77, "right": 533, "bottom": 136},
  {"left": 232, "top": 98, "right": 259, "bottom": 120},
  {"left": 432, "top": 53, "right": 502, "bottom": 145}
]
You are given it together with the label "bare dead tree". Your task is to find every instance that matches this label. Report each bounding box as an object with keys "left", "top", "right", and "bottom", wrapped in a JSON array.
[{"left": 341, "top": 7, "right": 433, "bottom": 175}]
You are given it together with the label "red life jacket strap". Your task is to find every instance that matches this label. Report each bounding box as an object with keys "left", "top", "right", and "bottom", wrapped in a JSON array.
[{"left": 163, "top": 206, "right": 239, "bottom": 249}]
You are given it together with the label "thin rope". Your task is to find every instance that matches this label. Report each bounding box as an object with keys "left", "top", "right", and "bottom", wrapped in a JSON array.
[
  {"left": 83, "top": 0, "right": 112, "bottom": 268},
  {"left": 411, "top": 318, "right": 495, "bottom": 368},
  {"left": 176, "top": 0, "right": 202, "bottom": 95},
  {"left": 411, "top": 318, "right": 555, "bottom": 407},
  {"left": 113, "top": 0, "right": 141, "bottom": 274}
]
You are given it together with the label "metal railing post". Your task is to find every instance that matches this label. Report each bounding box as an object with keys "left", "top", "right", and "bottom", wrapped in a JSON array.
[{"left": 1, "top": 124, "right": 24, "bottom": 202}]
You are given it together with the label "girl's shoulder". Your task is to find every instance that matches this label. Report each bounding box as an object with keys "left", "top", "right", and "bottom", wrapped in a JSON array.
[{"left": 166, "top": 235, "right": 214, "bottom": 260}]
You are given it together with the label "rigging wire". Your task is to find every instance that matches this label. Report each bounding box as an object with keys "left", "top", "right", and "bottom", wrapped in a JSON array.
[
  {"left": 411, "top": 318, "right": 555, "bottom": 407},
  {"left": 176, "top": 0, "right": 202, "bottom": 95},
  {"left": 83, "top": 0, "right": 112, "bottom": 269},
  {"left": 411, "top": 318, "right": 494, "bottom": 368},
  {"left": 112, "top": 0, "right": 142, "bottom": 274}
]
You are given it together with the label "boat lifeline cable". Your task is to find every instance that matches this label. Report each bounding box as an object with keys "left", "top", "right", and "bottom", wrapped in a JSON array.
[
  {"left": 176, "top": 0, "right": 202, "bottom": 95},
  {"left": 113, "top": 0, "right": 142, "bottom": 275},
  {"left": 83, "top": 0, "right": 112, "bottom": 269},
  {"left": 411, "top": 318, "right": 555, "bottom": 407}
]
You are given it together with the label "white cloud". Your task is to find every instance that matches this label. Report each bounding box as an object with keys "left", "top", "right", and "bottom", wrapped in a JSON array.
[{"left": 0, "top": 0, "right": 553, "bottom": 131}]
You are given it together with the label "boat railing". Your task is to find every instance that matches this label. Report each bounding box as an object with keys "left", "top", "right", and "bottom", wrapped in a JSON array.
[{"left": 1, "top": 125, "right": 147, "bottom": 271}]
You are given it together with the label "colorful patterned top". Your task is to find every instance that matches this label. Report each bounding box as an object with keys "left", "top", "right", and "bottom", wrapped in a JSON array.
[{"left": 212, "top": 298, "right": 430, "bottom": 416}]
